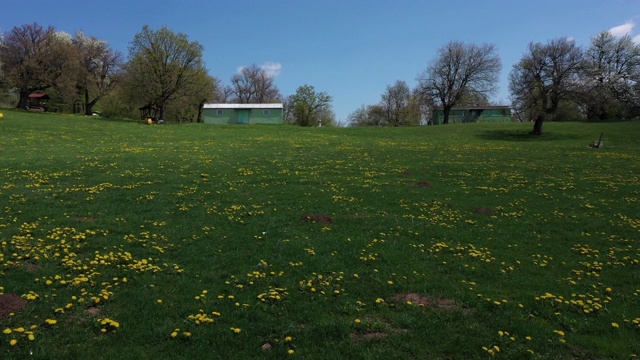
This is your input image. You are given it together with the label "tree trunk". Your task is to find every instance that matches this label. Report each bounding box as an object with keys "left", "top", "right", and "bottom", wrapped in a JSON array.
[
  {"left": 197, "top": 101, "right": 204, "bottom": 123},
  {"left": 84, "top": 90, "right": 98, "bottom": 116},
  {"left": 442, "top": 106, "right": 452, "bottom": 124},
  {"left": 17, "top": 90, "right": 30, "bottom": 109},
  {"left": 85, "top": 100, "right": 98, "bottom": 116},
  {"left": 531, "top": 115, "right": 544, "bottom": 135}
]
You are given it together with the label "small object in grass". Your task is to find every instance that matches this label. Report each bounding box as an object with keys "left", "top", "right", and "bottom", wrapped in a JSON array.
[
  {"left": 0, "top": 113, "right": 4, "bottom": 119},
  {"left": 261, "top": 343, "right": 272, "bottom": 351},
  {"left": 589, "top": 132, "right": 604, "bottom": 148}
]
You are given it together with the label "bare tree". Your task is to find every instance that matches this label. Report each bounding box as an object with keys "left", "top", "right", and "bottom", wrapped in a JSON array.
[
  {"left": 381, "top": 80, "right": 414, "bottom": 126},
  {"left": 0, "top": 23, "right": 75, "bottom": 109},
  {"left": 509, "top": 38, "right": 583, "bottom": 135},
  {"left": 229, "top": 64, "right": 281, "bottom": 103},
  {"left": 282, "top": 95, "right": 295, "bottom": 124},
  {"left": 73, "top": 31, "right": 122, "bottom": 115},
  {"left": 418, "top": 41, "right": 501, "bottom": 124}
]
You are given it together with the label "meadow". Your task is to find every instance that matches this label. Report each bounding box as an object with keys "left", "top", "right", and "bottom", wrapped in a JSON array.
[{"left": 0, "top": 110, "right": 639, "bottom": 359}]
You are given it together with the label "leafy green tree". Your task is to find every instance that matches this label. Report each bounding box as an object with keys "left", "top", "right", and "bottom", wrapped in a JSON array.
[
  {"left": 347, "top": 104, "right": 386, "bottom": 127},
  {"left": 418, "top": 41, "right": 501, "bottom": 124},
  {"left": 289, "top": 84, "right": 332, "bottom": 126},
  {"left": 124, "top": 25, "right": 212, "bottom": 121}
]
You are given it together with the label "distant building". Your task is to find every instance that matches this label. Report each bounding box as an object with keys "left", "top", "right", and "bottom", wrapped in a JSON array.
[
  {"left": 28, "top": 93, "right": 50, "bottom": 112},
  {"left": 203, "top": 104, "right": 283, "bottom": 124},
  {"left": 432, "top": 106, "right": 511, "bottom": 124}
]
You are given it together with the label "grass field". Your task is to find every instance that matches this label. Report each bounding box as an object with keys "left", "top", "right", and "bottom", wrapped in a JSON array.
[{"left": 0, "top": 109, "right": 639, "bottom": 359}]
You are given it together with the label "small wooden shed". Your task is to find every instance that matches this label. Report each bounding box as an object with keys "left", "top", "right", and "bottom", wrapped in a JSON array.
[
  {"left": 202, "top": 104, "right": 283, "bottom": 125},
  {"left": 28, "top": 93, "right": 50, "bottom": 111},
  {"left": 139, "top": 104, "right": 161, "bottom": 122}
]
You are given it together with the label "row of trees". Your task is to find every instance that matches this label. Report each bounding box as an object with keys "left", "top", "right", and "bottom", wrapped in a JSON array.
[
  {"left": 510, "top": 33, "right": 640, "bottom": 134},
  {"left": 0, "top": 24, "right": 122, "bottom": 115},
  {"left": 2, "top": 23, "right": 639, "bottom": 132},
  {"left": 351, "top": 31, "right": 640, "bottom": 134},
  {"left": 0, "top": 23, "right": 334, "bottom": 126}
]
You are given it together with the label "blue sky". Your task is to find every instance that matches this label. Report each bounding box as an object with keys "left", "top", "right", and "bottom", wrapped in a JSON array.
[{"left": 2, "top": 0, "right": 639, "bottom": 123}]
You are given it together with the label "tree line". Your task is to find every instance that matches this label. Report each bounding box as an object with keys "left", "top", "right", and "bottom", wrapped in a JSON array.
[
  {"left": 0, "top": 23, "right": 332, "bottom": 126},
  {"left": 2, "top": 23, "right": 639, "bottom": 132},
  {"left": 350, "top": 33, "right": 640, "bottom": 134}
]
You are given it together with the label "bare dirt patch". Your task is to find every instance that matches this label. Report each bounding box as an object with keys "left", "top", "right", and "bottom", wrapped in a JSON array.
[
  {"left": 299, "top": 214, "right": 333, "bottom": 224},
  {"left": 0, "top": 294, "right": 28, "bottom": 318},
  {"left": 393, "top": 293, "right": 460, "bottom": 312},
  {"left": 350, "top": 316, "right": 408, "bottom": 342},
  {"left": 409, "top": 181, "right": 432, "bottom": 187},
  {"left": 350, "top": 332, "right": 388, "bottom": 341},
  {"left": 472, "top": 208, "right": 497, "bottom": 215},
  {"left": 86, "top": 307, "right": 101, "bottom": 316},
  {"left": 25, "top": 263, "right": 40, "bottom": 272}
]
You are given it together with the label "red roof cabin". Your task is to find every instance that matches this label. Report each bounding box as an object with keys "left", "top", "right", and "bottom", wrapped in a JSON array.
[{"left": 28, "top": 93, "right": 50, "bottom": 112}]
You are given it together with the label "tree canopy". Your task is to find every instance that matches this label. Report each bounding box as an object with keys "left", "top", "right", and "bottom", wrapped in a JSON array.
[
  {"left": 509, "top": 38, "right": 583, "bottom": 134},
  {"left": 418, "top": 41, "right": 501, "bottom": 124},
  {"left": 227, "top": 64, "right": 281, "bottom": 103},
  {"left": 0, "top": 23, "right": 75, "bottom": 109},
  {"left": 288, "top": 84, "right": 332, "bottom": 127},
  {"left": 581, "top": 31, "right": 640, "bottom": 120},
  {"left": 73, "top": 31, "right": 122, "bottom": 115},
  {"left": 124, "top": 25, "right": 212, "bottom": 120}
]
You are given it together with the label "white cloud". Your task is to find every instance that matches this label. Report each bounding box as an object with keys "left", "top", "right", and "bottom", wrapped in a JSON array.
[
  {"left": 609, "top": 21, "right": 634, "bottom": 37},
  {"left": 259, "top": 62, "right": 282, "bottom": 77},
  {"left": 236, "top": 62, "right": 283, "bottom": 78}
]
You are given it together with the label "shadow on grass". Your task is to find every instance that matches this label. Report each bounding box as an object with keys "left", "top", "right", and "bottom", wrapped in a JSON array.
[{"left": 477, "top": 129, "right": 582, "bottom": 142}]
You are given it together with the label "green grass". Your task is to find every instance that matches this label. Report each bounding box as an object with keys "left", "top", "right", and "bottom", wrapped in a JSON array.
[{"left": 1, "top": 109, "right": 639, "bottom": 359}]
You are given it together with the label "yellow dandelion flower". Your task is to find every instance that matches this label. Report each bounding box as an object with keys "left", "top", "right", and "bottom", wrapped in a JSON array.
[
  {"left": 611, "top": 322, "right": 619, "bottom": 328},
  {"left": 354, "top": 318, "right": 361, "bottom": 324},
  {"left": 284, "top": 336, "right": 293, "bottom": 342},
  {"left": 3, "top": 328, "right": 11, "bottom": 334},
  {"left": 10, "top": 339, "right": 17, "bottom": 346},
  {"left": 288, "top": 349, "right": 295, "bottom": 354},
  {"left": 171, "top": 331, "right": 178, "bottom": 338}
]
